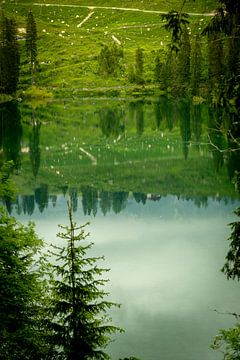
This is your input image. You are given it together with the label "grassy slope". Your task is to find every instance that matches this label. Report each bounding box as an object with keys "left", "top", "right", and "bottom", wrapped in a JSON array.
[{"left": 5, "top": 0, "right": 217, "bottom": 97}]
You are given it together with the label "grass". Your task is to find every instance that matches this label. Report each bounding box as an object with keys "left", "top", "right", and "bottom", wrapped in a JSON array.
[{"left": 4, "top": 0, "right": 217, "bottom": 98}]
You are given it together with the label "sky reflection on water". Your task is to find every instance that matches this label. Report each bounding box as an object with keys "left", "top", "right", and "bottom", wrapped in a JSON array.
[{"left": 14, "top": 195, "right": 240, "bottom": 360}]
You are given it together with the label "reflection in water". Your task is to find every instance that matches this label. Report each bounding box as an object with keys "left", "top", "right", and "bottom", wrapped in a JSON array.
[
  {"left": 29, "top": 113, "right": 41, "bottom": 179},
  {"left": 191, "top": 103, "right": 202, "bottom": 146},
  {"left": 98, "top": 107, "right": 125, "bottom": 138},
  {"left": 12, "top": 195, "right": 240, "bottom": 360},
  {"left": 11, "top": 186, "right": 237, "bottom": 217},
  {"left": 35, "top": 184, "right": 49, "bottom": 213},
  {"left": 208, "top": 105, "right": 225, "bottom": 172},
  {"left": 179, "top": 100, "right": 191, "bottom": 160},
  {"left": 0, "top": 101, "right": 22, "bottom": 169},
  {"left": 4, "top": 97, "right": 240, "bottom": 360}
]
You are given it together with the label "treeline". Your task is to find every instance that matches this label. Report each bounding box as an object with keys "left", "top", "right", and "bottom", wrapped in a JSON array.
[
  {"left": 5, "top": 185, "right": 235, "bottom": 217},
  {"left": 98, "top": 0, "right": 240, "bottom": 107}
]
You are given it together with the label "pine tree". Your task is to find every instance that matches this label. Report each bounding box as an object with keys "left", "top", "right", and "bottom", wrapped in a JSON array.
[
  {"left": 26, "top": 10, "right": 38, "bottom": 81},
  {"left": 0, "top": 14, "right": 20, "bottom": 94},
  {"left": 135, "top": 47, "right": 144, "bottom": 84},
  {"left": 154, "top": 54, "right": 162, "bottom": 83},
  {"left": 98, "top": 43, "right": 123, "bottom": 77},
  {"left": 47, "top": 202, "right": 122, "bottom": 360},
  {"left": 177, "top": 26, "right": 191, "bottom": 96},
  {"left": 191, "top": 34, "right": 202, "bottom": 96}
]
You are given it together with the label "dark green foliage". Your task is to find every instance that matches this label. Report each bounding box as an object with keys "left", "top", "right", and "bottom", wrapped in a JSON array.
[
  {"left": 0, "top": 207, "right": 47, "bottom": 360},
  {"left": 179, "top": 101, "right": 191, "bottom": 160},
  {"left": 176, "top": 26, "right": 191, "bottom": 95},
  {"left": 34, "top": 184, "right": 49, "bottom": 213},
  {"left": 0, "top": 162, "right": 16, "bottom": 202},
  {"left": 46, "top": 202, "right": 122, "bottom": 359},
  {"left": 29, "top": 117, "right": 41, "bottom": 179},
  {"left": 222, "top": 207, "right": 240, "bottom": 280},
  {"left": 211, "top": 322, "right": 240, "bottom": 359},
  {"left": 135, "top": 47, "right": 144, "bottom": 84},
  {"left": 98, "top": 107, "right": 125, "bottom": 138},
  {"left": 26, "top": 10, "right": 38, "bottom": 79},
  {"left": 98, "top": 43, "right": 123, "bottom": 77},
  {"left": 0, "top": 101, "right": 22, "bottom": 169},
  {"left": 128, "top": 48, "right": 144, "bottom": 84},
  {"left": 154, "top": 54, "right": 162, "bottom": 83},
  {"left": 191, "top": 35, "right": 202, "bottom": 96},
  {"left": 161, "top": 10, "right": 190, "bottom": 52},
  {"left": 207, "top": 33, "right": 224, "bottom": 104},
  {"left": 0, "top": 15, "right": 20, "bottom": 94},
  {"left": 160, "top": 50, "right": 177, "bottom": 91}
]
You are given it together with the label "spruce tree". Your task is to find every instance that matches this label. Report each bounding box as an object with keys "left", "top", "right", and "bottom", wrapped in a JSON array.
[
  {"left": 47, "top": 202, "right": 122, "bottom": 360},
  {"left": 177, "top": 26, "right": 191, "bottom": 96},
  {"left": 190, "top": 34, "right": 202, "bottom": 96},
  {"left": 0, "top": 15, "right": 20, "bottom": 94},
  {"left": 135, "top": 47, "right": 144, "bottom": 84},
  {"left": 26, "top": 10, "right": 38, "bottom": 81},
  {"left": 154, "top": 54, "right": 162, "bottom": 83}
]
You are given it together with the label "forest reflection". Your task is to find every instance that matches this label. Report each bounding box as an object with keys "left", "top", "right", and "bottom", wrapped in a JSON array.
[
  {"left": 9, "top": 186, "right": 236, "bottom": 216},
  {"left": 0, "top": 97, "right": 239, "bottom": 217}
]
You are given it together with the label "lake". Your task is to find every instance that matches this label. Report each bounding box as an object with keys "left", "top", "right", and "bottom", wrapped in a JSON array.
[{"left": 1, "top": 96, "right": 240, "bottom": 360}]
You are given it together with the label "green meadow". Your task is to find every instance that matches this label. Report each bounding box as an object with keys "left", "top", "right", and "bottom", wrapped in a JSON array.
[{"left": 5, "top": 0, "right": 217, "bottom": 97}]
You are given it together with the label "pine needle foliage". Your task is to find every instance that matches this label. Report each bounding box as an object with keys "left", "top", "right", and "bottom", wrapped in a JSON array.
[
  {"left": 222, "top": 207, "right": 240, "bottom": 280},
  {"left": 0, "top": 14, "right": 20, "bottom": 94},
  {"left": 47, "top": 202, "right": 122, "bottom": 360}
]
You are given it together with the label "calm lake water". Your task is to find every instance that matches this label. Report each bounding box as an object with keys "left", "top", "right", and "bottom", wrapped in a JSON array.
[{"left": 2, "top": 97, "right": 240, "bottom": 359}]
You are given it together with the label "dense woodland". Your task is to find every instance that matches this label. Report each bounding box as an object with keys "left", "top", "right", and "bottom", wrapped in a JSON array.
[{"left": 0, "top": 0, "right": 240, "bottom": 359}]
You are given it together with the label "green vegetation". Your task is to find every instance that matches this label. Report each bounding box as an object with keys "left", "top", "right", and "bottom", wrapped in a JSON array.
[
  {"left": 0, "top": 165, "right": 123, "bottom": 359},
  {"left": 46, "top": 202, "right": 122, "bottom": 359},
  {"left": 1, "top": 0, "right": 217, "bottom": 98}
]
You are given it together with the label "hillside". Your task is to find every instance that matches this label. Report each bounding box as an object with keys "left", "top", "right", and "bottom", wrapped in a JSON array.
[{"left": 5, "top": 0, "right": 218, "bottom": 97}]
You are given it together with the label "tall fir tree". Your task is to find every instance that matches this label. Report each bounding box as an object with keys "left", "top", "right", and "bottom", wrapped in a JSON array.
[
  {"left": 177, "top": 26, "right": 191, "bottom": 96},
  {"left": 46, "top": 202, "right": 122, "bottom": 360},
  {"left": 0, "top": 14, "right": 20, "bottom": 94},
  {"left": 190, "top": 34, "right": 202, "bottom": 96},
  {"left": 26, "top": 10, "right": 38, "bottom": 81},
  {"left": 135, "top": 47, "right": 144, "bottom": 84}
]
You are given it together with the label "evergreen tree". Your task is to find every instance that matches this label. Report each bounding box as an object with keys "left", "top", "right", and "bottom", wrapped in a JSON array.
[
  {"left": 98, "top": 43, "right": 123, "bottom": 77},
  {"left": 190, "top": 34, "right": 202, "bottom": 96},
  {"left": 0, "top": 164, "right": 48, "bottom": 359},
  {"left": 29, "top": 116, "right": 41, "bottom": 179},
  {"left": 0, "top": 14, "right": 20, "bottom": 94},
  {"left": 135, "top": 47, "right": 144, "bottom": 84},
  {"left": 154, "top": 54, "right": 162, "bottom": 83},
  {"left": 46, "top": 202, "right": 122, "bottom": 359},
  {"left": 207, "top": 32, "right": 224, "bottom": 104},
  {"left": 177, "top": 26, "right": 191, "bottom": 96},
  {"left": 26, "top": 10, "right": 38, "bottom": 80}
]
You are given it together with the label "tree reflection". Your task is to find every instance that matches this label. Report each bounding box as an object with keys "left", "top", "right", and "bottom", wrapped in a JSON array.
[
  {"left": 191, "top": 103, "right": 202, "bottom": 146},
  {"left": 34, "top": 184, "right": 49, "bottom": 213},
  {"left": 29, "top": 112, "right": 41, "bottom": 179},
  {"left": 208, "top": 105, "right": 225, "bottom": 172},
  {"left": 82, "top": 186, "right": 98, "bottom": 216},
  {"left": 179, "top": 101, "right": 191, "bottom": 160},
  {"left": 154, "top": 100, "right": 163, "bottom": 130},
  {"left": 0, "top": 101, "right": 22, "bottom": 169},
  {"left": 69, "top": 187, "right": 78, "bottom": 213},
  {"left": 129, "top": 101, "right": 144, "bottom": 136},
  {"left": 99, "top": 191, "right": 112, "bottom": 215},
  {"left": 98, "top": 107, "right": 125, "bottom": 138},
  {"left": 133, "top": 192, "right": 147, "bottom": 204}
]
